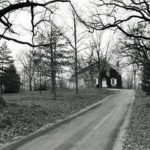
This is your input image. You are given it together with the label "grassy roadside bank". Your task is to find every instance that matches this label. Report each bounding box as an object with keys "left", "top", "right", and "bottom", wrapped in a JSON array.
[
  {"left": 0, "top": 89, "right": 115, "bottom": 147},
  {"left": 123, "top": 90, "right": 150, "bottom": 150}
]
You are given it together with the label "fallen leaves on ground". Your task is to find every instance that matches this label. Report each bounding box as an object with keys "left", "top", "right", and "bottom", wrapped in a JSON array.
[
  {"left": 123, "top": 90, "right": 150, "bottom": 150},
  {"left": 0, "top": 89, "right": 114, "bottom": 146}
]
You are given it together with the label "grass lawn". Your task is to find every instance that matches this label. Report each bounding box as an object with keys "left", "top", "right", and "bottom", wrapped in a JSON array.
[
  {"left": 0, "top": 88, "right": 115, "bottom": 147},
  {"left": 123, "top": 90, "right": 150, "bottom": 150}
]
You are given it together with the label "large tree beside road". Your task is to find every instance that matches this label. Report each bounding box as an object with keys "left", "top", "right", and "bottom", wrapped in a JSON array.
[{"left": 115, "top": 24, "right": 150, "bottom": 92}]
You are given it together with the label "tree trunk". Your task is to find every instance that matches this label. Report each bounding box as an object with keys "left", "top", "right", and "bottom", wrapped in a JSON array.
[
  {"left": 29, "top": 78, "right": 32, "bottom": 91},
  {"left": 39, "top": 70, "right": 42, "bottom": 95},
  {"left": 0, "top": 95, "right": 6, "bottom": 114},
  {"left": 50, "top": 29, "right": 57, "bottom": 100},
  {"left": 98, "top": 72, "right": 102, "bottom": 88},
  {"left": 133, "top": 65, "right": 136, "bottom": 89},
  {"left": 75, "top": 49, "right": 78, "bottom": 94},
  {"left": 0, "top": 73, "right": 3, "bottom": 94},
  {"left": 97, "top": 53, "right": 102, "bottom": 88},
  {"left": 33, "top": 77, "right": 36, "bottom": 91},
  {"left": 45, "top": 76, "right": 47, "bottom": 90},
  {"left": 73, "top": 13, "right": 79, "bottom": 94},
  {"left": 51, "top": 69, "right": 56, "bottom": 95},
  {"left": 51, "top": 70, "right": 56, "bottom": 100},
  {"left": 0, "top": 62, "right": 4, "bottom": 95}
]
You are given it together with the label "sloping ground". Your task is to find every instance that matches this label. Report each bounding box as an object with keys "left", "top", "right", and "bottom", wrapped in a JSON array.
[
  {"left": 0, "top": 89, "right": 114, "bottom": 147},
  {"left": 123, "top": 91, "right": 150, "bottom": 150},
  {"left": 3, "top": 89, "right": 133, "bottom": 150}
]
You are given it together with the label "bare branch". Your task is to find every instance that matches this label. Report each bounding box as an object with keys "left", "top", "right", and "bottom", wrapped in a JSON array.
[{"left": 0, "top": 0, "right": 70, "bottom": 47}]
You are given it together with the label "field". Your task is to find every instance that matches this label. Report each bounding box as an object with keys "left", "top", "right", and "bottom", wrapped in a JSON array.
[{"left": 0, "top": 88, "right": 115, "bottom": 147}]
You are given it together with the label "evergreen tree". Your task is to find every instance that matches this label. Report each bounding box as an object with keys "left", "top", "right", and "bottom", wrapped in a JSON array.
[
  {"left": 0, "top": 42, "right": 14, "bottom": 94},
  {"left": 3, "top": 64, "right": 21, "bottom": 93}
]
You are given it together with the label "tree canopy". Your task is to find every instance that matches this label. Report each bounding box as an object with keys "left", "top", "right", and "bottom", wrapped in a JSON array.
[
  {"left": 0, "top": 0, "right": 71, "bottom": 47},
  {"left": 78, "top": 0, "right": 150, "bottom": 41}
]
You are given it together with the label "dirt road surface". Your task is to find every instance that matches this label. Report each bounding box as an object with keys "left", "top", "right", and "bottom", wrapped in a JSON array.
[{"left": 16, "top": 89, "right": 134, "bottom": 150}]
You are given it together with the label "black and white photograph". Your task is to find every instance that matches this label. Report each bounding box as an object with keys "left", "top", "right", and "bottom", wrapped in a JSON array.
[{"left": 0, "top": 0, "right": 150, "bottom": 150}]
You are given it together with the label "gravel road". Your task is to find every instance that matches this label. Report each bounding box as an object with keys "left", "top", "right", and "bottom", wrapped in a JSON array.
[{"left": 16, "top": 89, "right": 134, "bottom": 150}]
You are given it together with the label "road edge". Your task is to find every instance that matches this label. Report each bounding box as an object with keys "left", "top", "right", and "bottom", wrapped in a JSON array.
[
  {"left": 112, "top": 90, "right": 135, "bottom": 150},
  {"left": 0, "top": 94, "right": 113, "bottom": 150}
]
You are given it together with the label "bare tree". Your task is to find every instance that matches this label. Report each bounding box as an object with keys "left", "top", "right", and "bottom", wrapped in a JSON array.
[
  {"left": 73, "top": 0, "right": 150, "bottom": 41},
  {"left": 91, "top": 31, "right": 103, "bottom": 87},
  {"left": 17, "top": 51, "right": 36, "bottom": 91},
  {"left": 115, "top": 24, "right": 150, "bottom": 92},
  {"left": 32, "top": 50, "right": 44, "bottom": 94},
  {"left": 73, "top": 11, "right": 79, "bottom": 94},
  {"left": 0, "top": 0, "right": 71, "bottom": 47},
  {"left": 36, "top": 24, "right": 71, "bottom": 100},
  {"left": 88, "top": 31, "right": 113, "bottom": 87},
  {"left": 64, "top": 11, "right": 88, "bottom": 94},
  {"left": 115, "top": 23, "right": 150, "bottom": 67}
]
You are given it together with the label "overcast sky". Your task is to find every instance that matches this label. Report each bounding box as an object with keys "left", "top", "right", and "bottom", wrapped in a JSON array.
[
  {"left": 1, "top": 1, "right": 89, "bottom": 56},
  {"left": 0, "top": 0, "right": 118, "bottom": 72}
]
